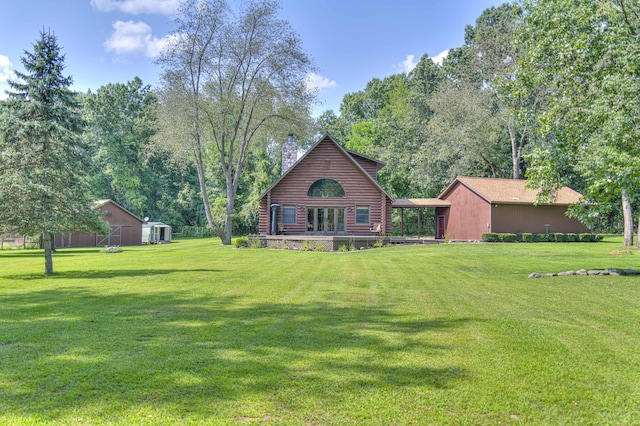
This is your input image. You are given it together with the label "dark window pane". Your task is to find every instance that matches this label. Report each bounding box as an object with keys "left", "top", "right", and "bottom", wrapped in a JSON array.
[
  {"left": 307, "top": 179, "right": 346, "bottom": 198},
  {"left": 355, "top": 205, "right": 369, "bottom": 224},
  {"left": 282, "top": 206, "right": 296, "bottom": 223}
]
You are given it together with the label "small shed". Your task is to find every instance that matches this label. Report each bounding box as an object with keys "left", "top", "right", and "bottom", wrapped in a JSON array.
[{"left": 142, "top": 222, "right": 172, "bottom": 244}]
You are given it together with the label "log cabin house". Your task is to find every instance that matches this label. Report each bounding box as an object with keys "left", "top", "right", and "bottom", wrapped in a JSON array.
[{"left": 258, "top": 134, "right": 393, "bottom": 236}]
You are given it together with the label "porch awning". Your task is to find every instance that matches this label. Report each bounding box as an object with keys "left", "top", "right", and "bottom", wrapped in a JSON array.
[{"left": 392, "top": 198, "right": 451, "bottom": 208}]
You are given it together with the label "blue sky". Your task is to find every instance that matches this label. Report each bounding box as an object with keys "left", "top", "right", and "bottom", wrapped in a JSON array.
[{"left": 0, "top": 0, "right": 505, "bottom": 115}]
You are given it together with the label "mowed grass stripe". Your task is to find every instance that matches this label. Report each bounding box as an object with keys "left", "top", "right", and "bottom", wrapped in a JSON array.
[{"left": 0, "top": 237, "right": 639, "bottom": 424}]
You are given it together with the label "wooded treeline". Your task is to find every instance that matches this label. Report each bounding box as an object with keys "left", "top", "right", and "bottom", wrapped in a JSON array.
[
  {"left": 317, "top": 0, "right": 640, "bottom": 242},
  {"left": 2, "top": 0, "right": 640, "bottom": 253}
]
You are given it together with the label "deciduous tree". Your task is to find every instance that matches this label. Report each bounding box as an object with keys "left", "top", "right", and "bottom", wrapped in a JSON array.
[
  {"left": 156, "top": 0, "right": 315, "bottom": 244},
  {"left": 519, "top": 0, "right": 640, "bottom": 246}
]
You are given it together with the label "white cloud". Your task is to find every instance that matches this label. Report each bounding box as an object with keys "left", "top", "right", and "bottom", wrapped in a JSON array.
[
  {"left": 0, "top": 55, "right": 16, "bottom": 100},
  {"left": 305, "top": 72, "right": 337, "bottom": 94},
  {"left": 104, "top": 20, "right": 173, "bottom": 57},
  {"left": 91, "top": 0, "right": 180, "bottom": 15},
  {"left": 398, "top": 54, "right": 418, "bottom": 74},
  {"left": 0, "top": 54, "right": 16, "bottom": 83},
  {"left": 430, "top": 49, "right": 449, "bottom": 66}
]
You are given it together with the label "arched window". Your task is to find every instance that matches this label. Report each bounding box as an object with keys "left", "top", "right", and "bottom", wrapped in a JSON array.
[{"left": 307, "top": 179, "right": 346, "bottom": 198}]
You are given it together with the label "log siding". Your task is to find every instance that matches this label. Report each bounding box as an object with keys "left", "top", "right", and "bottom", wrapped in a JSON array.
[{"left": 258, "top": 136, "right": 392, "bottom": 235}]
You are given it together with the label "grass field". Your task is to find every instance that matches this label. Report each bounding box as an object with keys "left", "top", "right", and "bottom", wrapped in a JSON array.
[{"left": 1, "top": 237, "right": 639, "bottom": 425}]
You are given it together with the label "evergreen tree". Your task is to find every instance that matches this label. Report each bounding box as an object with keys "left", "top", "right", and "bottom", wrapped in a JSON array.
[{"left": 0, "top": 30, "right": 105, "bottom": 274}]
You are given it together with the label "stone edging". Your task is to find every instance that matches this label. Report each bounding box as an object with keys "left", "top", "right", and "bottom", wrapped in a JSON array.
[{"left": 528, "top": 268, "right": 639, "bottom": 278}]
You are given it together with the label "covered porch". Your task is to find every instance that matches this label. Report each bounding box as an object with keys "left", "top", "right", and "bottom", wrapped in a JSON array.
[{"left": 391, "top": 198, "right": 451, "bottom": 238}]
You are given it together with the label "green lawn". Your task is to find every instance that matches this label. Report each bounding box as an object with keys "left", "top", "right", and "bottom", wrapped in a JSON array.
[{"left": 1, "top": 238, "right": 639, "bottom": 425}]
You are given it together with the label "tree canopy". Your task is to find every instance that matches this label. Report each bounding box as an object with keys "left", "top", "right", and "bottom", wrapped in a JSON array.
[
  {"left": 156, "top": 0, "right": 315, "bottom": 244},
  {"left": 518, "top": 0, "right": 640, "bottom": 245}
]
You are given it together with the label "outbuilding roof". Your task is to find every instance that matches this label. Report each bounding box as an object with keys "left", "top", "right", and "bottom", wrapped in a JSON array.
[
  {"left": 439, "top": 176, "right": 584, "bottom": 205},
  {"left": 392, "top": 198, "right": 451, "bottom": 208},
  {"left": 95, "top": 199, "right": 144, "bottom": 222}
]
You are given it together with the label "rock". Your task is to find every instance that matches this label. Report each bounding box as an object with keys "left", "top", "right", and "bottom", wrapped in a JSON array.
[
  {"left": 528, "top": 273, "right": 543, "bottom": 278},
  {"left": 558, "top": 271, "right": 570, "bottom": 276},
  {"left": 577, "top": 269, "right": 588, "bottom": 276},
  {"left": 607, "top": 268, "right": 626, "bottom": 276},
  {"left": 624, "top": 269, "right": 639, "bottom": 276},
  {"left": 546, "top": 273, "right": 557, "bottom": 277},
  {"left": 588, "top": 270, "right": 607, "bottom": 276}
]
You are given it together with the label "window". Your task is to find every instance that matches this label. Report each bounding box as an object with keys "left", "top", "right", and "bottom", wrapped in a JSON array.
[
  {"left": 282, "top": 205, "right": 296, "bottom": 224},
  {"left": 307, "top": 179, "right": 346, "bottom": 198},
  {"left": 355, "top": 205, "right": 370, "bottom": 224}
]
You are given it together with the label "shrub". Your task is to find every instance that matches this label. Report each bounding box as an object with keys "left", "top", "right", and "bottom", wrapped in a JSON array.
[
  {"left": 547, "top": 233, "right": 556, "bottom": 242},
  {"left": 553, "top": 233, "right": 566, "bottom": 242},
  {"left": 100, "top": 246, "right": 123, "bottom": 253},
  {"left": 314, "top": 245, "right": 325, "bottom": 252},
  {"left": 300, "top": 241, "right": 312, "bottom": 251},
  {"left": 499, "top": 233, "right": 517, "bottom": 242},
  {"left": 595, "top": 234, "right": 604, "bottom": 242},
  {"left": 579, "top": 233, "right": 592, "bottom": 242},
  {"left": 534, "top": 233, "right": 549, "bottom": 242},
  {"left": 373, "top": 237, "right": 384, "bottom": 248},
  {"left": 176, "top": 226, "right": 214, "bottom": 238},
  {"left": 338, "top": 244, "right": 348, "bottom": 252},
  {"left": 519, "top": 233, "right": 533, "bottom": 243},
  {"left": 482, "top": 233, "right": 500, "bottom": 242},
  {"left": 233, "top": 236, "right": 248, "bottom": 248},
  {"left": 566, "top": 233, "right": 578, "bottom": 242},
  {"left": 249, "top": 237, "right": 264, "bottom": 249}
]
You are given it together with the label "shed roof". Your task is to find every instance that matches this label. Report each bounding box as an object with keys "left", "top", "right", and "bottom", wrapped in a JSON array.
[
  {"left": 143, "top": 222, "right": 171, "bottom": 227},
  {"left": 439, "top": 176, "right": 584, "bottom": 205},
  {"left": 392, "top": 198, "right": 451, "bottom": 208},
  {"left": 95, "top": 199, "right": 144, "bottom": 222}
]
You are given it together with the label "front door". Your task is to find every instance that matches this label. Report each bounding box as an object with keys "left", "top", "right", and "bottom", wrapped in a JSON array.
[{"left": 307, "top": 207, "right": 345, "bottom": 234}]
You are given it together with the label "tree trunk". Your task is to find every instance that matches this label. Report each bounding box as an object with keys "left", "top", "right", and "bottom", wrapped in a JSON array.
[
  {"left": 222, "top": 172, "right": 237, "bottom": 245},
  {"left": 637, "top": 215, "right": 640, "bottom": 249},
  {"left": 621, "top": 187, "right": 634, "bottom": 246},
  {"left": 194, "top": 145, "right": 224, "bottom": 240},
  {"left": 223, "top": 195, "right": 234, "bottom": 245},
  {"left": 510, "top": 129, "right": 520, "bottom": 179},
  {"left": 43, "top": 232, "right": 54, "bottom": 275}
]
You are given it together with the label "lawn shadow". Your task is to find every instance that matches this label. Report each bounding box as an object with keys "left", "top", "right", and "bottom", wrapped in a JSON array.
[
  {"left": 0, "top": 249, "right": 106, "bottom": 258},
  {"left": 0, "top": 287, "right": 472, "bottom": 422},
  {"left": 3, "top": 268, "right": 221, "bottom": 281}
]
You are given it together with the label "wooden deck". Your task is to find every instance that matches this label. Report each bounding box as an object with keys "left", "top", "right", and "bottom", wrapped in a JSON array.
[{"left": 251, "top": 235, "right": 442, "bottom": 251}]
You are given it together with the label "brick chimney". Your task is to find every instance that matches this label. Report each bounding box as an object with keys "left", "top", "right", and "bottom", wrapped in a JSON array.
[{"left": 282, "top": 133, "right": 298, "bottom": 175}]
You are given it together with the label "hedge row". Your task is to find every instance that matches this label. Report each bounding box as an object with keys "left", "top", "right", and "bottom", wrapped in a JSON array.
[{"left": 482, "top": 232, "right": 603, "bottom": 243}]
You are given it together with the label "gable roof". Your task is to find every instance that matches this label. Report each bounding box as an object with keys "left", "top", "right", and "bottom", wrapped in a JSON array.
[
  {"left": 346, "top": 149, "right": 386, "bottom": 169},
  {"left": 258, "top": 133, "right": 392, "bottom": 201},
  {"left": 438, "top": 176, "right": 584, "bottom": 205},
  {"left": 95, "top": 199, "right": 144, "bottom": 223}
]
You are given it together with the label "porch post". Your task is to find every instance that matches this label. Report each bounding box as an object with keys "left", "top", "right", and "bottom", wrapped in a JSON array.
[
  {"left": 418, "top": 208, "right": 421, "bottom": 238},
  {"left": 400, "top": 208, "right": 404, "bottom": 237}
]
